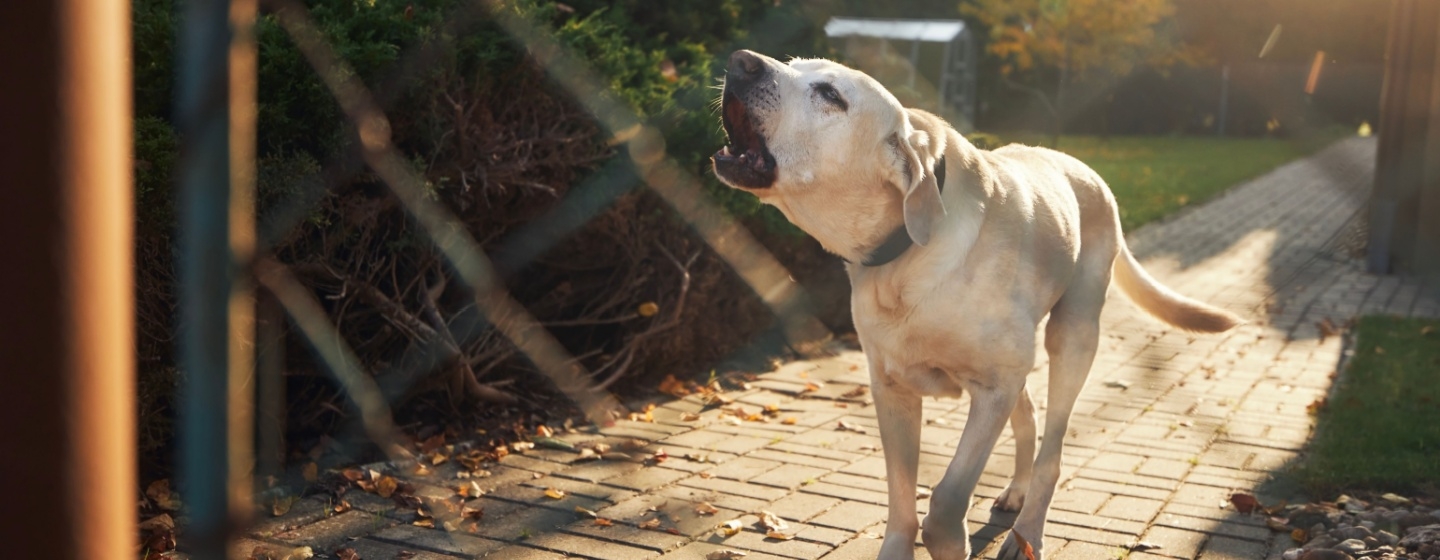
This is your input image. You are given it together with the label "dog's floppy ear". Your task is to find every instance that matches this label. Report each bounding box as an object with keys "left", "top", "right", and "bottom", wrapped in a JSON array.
[{"left": 888, "top": 126, "right": 946, "bottom": 246}]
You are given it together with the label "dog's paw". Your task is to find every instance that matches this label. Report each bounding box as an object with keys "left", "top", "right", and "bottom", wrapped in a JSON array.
[
  {"left": 997, "top": 531, "right": 1043, "bottom": 560},
  {"left": 994, "top": 484, "right": 1027, "bottom": 512}
]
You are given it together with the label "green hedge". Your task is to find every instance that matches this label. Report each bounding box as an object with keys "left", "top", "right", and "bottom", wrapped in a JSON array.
[{"left": 133, "top": 0, "right": 828, "bottom": 229}]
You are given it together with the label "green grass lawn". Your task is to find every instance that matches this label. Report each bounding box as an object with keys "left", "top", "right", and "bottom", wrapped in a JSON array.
[
  {"left": 996, "top": 130, "right": 1350, "bottom": 231},
  {"left": 1294, "top": 316, "right": 1440, "bottom": 494}
]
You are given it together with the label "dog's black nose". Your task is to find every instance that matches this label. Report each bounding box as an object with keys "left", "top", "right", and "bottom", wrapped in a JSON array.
[{"left": 727, "top": 50, "right": 764, "bottom": 82}]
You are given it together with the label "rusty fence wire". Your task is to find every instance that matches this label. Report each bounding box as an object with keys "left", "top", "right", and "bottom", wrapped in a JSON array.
[{"left": 175, "top": 0, "right": 833, "bottom": 557}]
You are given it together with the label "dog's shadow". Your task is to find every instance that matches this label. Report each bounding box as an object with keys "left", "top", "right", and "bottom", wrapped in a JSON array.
[{"left": 965, "top": 507, "right": 1019, "bottom": 555}]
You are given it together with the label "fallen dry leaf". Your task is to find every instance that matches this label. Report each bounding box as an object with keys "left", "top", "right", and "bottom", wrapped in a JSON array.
[
  {"left": 717, "top": 519, "right": 743, "bottom": 537},
  {"left": 272, "top": 495, "right": 301, "bottom": 517},
  {"left": 138, "top": 513, "right": 175, "bottom": 533},
  {"left": 534, "top": 437, "right": 575, "bottom": 451},
  {"left": 594, "top": 517, "right": 613, "bottom": 526},
  {"left": 458, "top": 480, "right": 483, "bottom": 498},
  {"left": 1229, "top": 492, "right": 1260, "bottom": 513},
  {"left": 660, "top": 375, "right": 692, "bottom": 398},
  {"left": 412, "top": 518, "right": 434, "bottom": 528},
  {"left": 1291, "top": 528, "right": 1307, "bottom": 543},
  {"left": 544, "top": 487, "right": 566, "bottom": 500},
  {"left": 335, "top": 548, "right": 360, "bottom": 560},
  {"left": 695, "top": 502, "right": 720, "bottom": 515},
  {"left": 680, "top": 412, "right": 702, "bottom": 422},
  {"left": 758, "top": 510, "right": 789, "bottom": 532},
  {"left": 638, "top": 518, "right": 662, "bottom": 530},
  {"left": 462, "top": 504, "right": 484, "bottom": 520},
  {"left": 429, "top": 452, "right": 447, "bottom": 466},
  {"left": 836, "top": 420, "right": 867, "bottom": 434},
  {"left": 574, "top": 506, "right": 599, "bottom": 518},
  {"left": 1128, "top": 541, "right": 1163, "bottom": 551},
  {"left": 841, "top": 386, "right": 869, "bottom": 399},
  {"left": 376, "top": 476, "right": 399, "bottom": 498},
  {"left": 802, "top": 382, "right": 821, "bottom": 393},
  {"left": 706, "top": 550, "right": 748, "bottom": 559},
  {"left": 302, "top": 462, "right": 319, "bottom": 483},
  {"left": 781, "top": 417, "right": 798, "bottom": 425},
  {"left": 765, "top": 530, "right": 797, "bottom": 540},
  {"left": 146, "top": 479, "right": 182, "bottom": 511},
  {"left": 333, "top": 499, "right": 352, "bottom": 514}
]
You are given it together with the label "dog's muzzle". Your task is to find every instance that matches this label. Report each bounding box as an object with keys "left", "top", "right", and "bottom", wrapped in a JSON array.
[{"left": 712, "top": 50, "right": 777, "bottom": 189}]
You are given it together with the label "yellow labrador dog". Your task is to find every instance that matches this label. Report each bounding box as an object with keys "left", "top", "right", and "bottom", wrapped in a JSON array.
[{"left": 711, "top": 50, "right": 1241, "bottom": 560}]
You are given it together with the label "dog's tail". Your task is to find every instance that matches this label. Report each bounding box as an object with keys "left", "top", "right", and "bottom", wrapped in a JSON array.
[{"left": 1112, "top": 244, "right": 1244, "bottom": 333}]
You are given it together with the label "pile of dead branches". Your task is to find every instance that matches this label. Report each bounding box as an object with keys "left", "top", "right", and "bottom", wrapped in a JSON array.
[{"left": 135, "top": 67, "right": 782, "bottom": 458}]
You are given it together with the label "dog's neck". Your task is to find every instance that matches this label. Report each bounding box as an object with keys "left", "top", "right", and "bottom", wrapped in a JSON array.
[{"left": 854, "top": 154, "right": 947, "bottom": 267}]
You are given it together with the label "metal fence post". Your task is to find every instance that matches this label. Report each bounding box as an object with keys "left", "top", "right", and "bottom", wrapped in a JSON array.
[
  {"left": 177, "top": 0, "right": 258, "bottom": 556},
  {"left": 0, "top": 0, "right": 135, "bottom": 558}
]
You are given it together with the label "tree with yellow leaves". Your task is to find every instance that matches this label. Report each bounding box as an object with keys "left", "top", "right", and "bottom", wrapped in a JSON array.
[{"left": 964, "top": 0, "right": 1196, "bottom": 143}]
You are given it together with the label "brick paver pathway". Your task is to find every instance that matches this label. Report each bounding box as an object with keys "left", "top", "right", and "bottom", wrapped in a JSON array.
[{"left": 242, "top": 137, "right": 1439, "bottom": 560}]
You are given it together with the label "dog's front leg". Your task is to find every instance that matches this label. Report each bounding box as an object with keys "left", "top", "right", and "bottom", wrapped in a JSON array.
[
  {"left": 923, "top": 382, "right": 1022, "bottom": 560},
  {"left": 872, "top": 368, "right": 923, "bottom": 560}
]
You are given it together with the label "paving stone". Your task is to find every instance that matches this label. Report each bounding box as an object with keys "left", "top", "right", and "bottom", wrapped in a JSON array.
[
  {"left": 455, "top": 498, "right": 580, "bottom": 543},
  {"left": 1054, "top": 540, "right": 1126, "bottom": 560},
  {"left": 678, "top": 474, "right": 789, "bottom": 502},
  {"left": 553, "top": 458, "right": 646, "bottom": 484},
  {"left": 1153, "top": 513, "right": 1270, "bottom": 541},
  {"left": 343, "top": 537, "right": 467, "bottom": 559},
  {"left": 656, "top": 540, "right": 790, "bottom": 560},
  {"left": 1138, "top": 526, "right": 1210, "bottom": 559},
  {"left": 799, "top": 481, "right": 889, "bottom": 506},
  {"left": 765, "top": 492, "right": 842, "bottom": 522},
  {"left": 561, "top": 518, "right": 688, "bottom": 552},
  {"left": 1050, "top": 488, "right": 1112, "bottom": 515},
  {"left": 807, "top": 501, "right": 888, "bottom": 532},
  {"left": 1096, "top": 495, "right": 1165, "bottom": 523},
  {"left": 370, "top": 524, "right": 510, "bottom": 557},
  {"left": 272, "top": 509, "right": 394, "bottom": 551},
  {"left": 1199, "top": 535, "right": 1269, "bottom": 559},
  {"left": 600, "top": 464, "right": 691, "bottom": 492},
  {"left": 522, "top": 530, "right": 662, "bottom": 559},
  {"left": 659, "top": 485, "right": 770, "bottom": 514},
  {"left": 705, "top": 456, "right": 784, "bottom": 481},
  {"left": 720, "top": 529, "right": 834, "bottom": 559},
  {"left": 749, "top": 465, "right": 832, "bottom": 490},
  {"left": 816, "top": 535, "right": 884, "bottom": 559}
]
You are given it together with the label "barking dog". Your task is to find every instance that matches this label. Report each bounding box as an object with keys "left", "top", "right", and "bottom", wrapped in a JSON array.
[{"left": 711, "top": 50, "right": 1241, "bottom": 560}]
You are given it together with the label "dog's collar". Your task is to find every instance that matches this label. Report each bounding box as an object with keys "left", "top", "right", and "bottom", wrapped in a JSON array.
[{"left": 859, "top": 154, "right": 946, "bottom": 267}]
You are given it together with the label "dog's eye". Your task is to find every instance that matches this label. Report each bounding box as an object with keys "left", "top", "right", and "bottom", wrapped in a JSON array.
[{"left": 812, "top": 83, "right": 847, "bottom": 111}]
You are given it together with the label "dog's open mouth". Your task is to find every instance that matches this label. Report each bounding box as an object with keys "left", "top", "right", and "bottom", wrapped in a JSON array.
[{"left": 713, "top": 92, "right": 777, "bottom": 189}]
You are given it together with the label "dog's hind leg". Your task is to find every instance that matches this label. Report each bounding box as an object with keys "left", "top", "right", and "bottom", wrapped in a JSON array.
[
  {"left": 998, "top": 262, "right": 1111, "bottom": 560},
  {"left": 994, "top": 384, "right": 1036, "bottom": 512},
  {"left": 873, "top": 366, "right": 924, "bottom": 560}
]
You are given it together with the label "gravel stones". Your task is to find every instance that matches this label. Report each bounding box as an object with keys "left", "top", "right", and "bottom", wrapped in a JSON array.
[{"left": 1277, "top": 495, "right": 1440, "bottom": 560}]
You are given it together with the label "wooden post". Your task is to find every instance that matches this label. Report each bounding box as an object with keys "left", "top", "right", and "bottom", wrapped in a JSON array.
[{"left": 0, "top": 0, "right": 135, "bottom": 558}]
